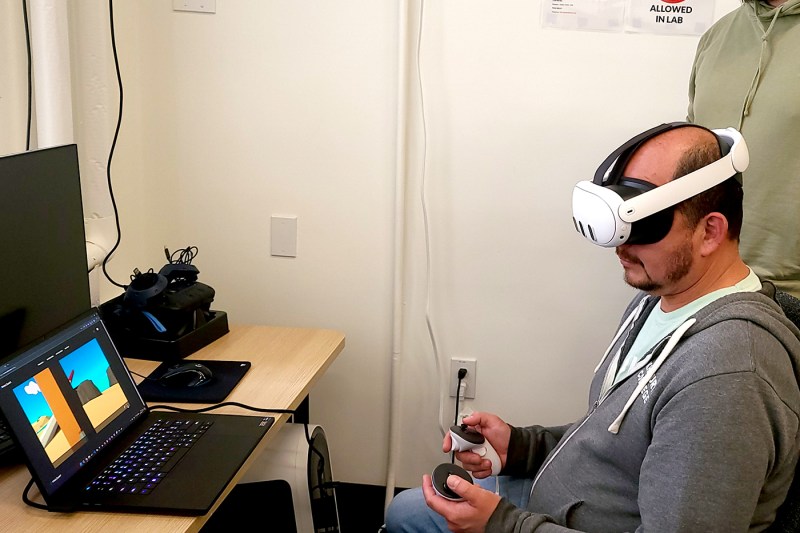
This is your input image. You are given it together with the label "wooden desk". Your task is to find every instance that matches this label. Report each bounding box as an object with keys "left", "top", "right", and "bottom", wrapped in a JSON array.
[{"left": 0, "top": 324, "right": 345, "bottom": 533}]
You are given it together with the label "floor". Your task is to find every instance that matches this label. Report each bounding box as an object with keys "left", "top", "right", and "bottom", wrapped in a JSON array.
[{"left": 336, "top": 482, "right": 401, "bottom": 532}]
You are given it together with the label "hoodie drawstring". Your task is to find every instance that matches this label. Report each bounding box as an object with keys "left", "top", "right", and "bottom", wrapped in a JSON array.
[
  {"left": 607, "top": 318, "right": 697, "bottom": 434},
  {"left": 594, "top": 298, "right": 649, "bottom": 374},
  {"left": 740, "top": 3, "right": 783, "bottom": 123}
]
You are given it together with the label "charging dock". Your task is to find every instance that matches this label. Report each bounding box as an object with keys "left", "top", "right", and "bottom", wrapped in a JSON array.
[{"left": 98, "top": 295, "right": 229, "bottom": 361}]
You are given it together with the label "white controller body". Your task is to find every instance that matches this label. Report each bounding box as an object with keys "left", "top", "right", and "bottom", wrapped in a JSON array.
[{"left": 448, "top": 425, "right": 502, "bottom": 476}]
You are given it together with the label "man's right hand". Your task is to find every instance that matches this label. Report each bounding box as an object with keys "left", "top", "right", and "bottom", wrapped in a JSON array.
[{"left": 444, "top": 411, "right": 510, "bottom": 478}]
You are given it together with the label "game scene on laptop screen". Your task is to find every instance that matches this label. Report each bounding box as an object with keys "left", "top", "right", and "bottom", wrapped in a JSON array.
[{"left": 11, "top": 338, "right": 128, "bottom": 468}]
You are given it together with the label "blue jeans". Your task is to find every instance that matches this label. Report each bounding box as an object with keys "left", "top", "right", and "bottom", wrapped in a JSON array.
[{"left": 384, "top": 475, "right": 534, "bottom": 532}]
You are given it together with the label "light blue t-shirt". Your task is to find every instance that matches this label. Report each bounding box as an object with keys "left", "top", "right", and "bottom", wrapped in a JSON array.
[{"left": 612, "top": 268, "right": 762, "bottom": 387}]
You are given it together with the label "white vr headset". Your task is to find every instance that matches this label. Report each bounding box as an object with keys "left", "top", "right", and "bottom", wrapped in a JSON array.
[{"left": 572, "top": 122, "right": 749, "bottom": 247}]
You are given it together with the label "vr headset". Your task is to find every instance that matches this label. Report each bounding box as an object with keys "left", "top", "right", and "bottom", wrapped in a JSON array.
[{"left": 572, "top": 122, "right": 749, "bottom": 247}]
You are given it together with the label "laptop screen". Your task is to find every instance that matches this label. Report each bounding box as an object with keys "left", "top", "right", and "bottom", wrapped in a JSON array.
[{"left": 0, "top": 310, "right": 148, "bottom": 498}]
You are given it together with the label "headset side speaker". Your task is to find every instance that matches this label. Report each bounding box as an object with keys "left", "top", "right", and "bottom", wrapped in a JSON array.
[{"left": 124, "top": 271, "right": 168, "bottom": 308}]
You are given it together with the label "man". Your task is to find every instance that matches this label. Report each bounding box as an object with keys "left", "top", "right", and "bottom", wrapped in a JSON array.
[
  {"left": 385, "top": 123, "right": 800, "bottom": 532},
  {"left": 688, "top": 0, "right": 800, "bottom": 297}
]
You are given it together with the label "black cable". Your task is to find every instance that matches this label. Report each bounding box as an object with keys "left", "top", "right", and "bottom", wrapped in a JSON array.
[
  {"left": 22, "top": 478, "right": 48, "bottom": 510},
  {"left": 22, "top": 477, "right": 78, "bottom": 512},
  {"left": 454, "top": 375, "right": 465, "bottom": 426},
  {"left": 100, "top": 0, "right": 126, "bottom": 288},
  {"left": 304, "top": 422, "right": 326, "bottom": 463},
  {"left": 128, "top": 368, "right": 159, "bottom": 383},
  {"left": 94, "top": 2, "right": 200, "bottom": 288},
  {"left": 128, "top": 368, "right": 147, "bottom": 380},
  {"left": 453, "top": 367, "right": 467, "bottom": 425},
  {"left": 304, "top": 423, "right": 328, "bottom": 490},
  {"left": 165, "top": 245, "right": 199, "bottom": 265},
  {"left": 148, "top": 401, "right": 296, "bottom": 416},
  {"left": 451, "top": 368, "right": 467, "bottom": 463},
  {"left": 22, "top": 0, "right": 32, "bottom": 151},
  {"left": 303, "top": 420, "right": 342, "bottom": 531}
]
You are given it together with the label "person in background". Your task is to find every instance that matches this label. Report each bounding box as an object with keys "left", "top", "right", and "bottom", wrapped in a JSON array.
[
  {"left": 688, "top": 0, "right": 800, "bottom": 297},
  {"left": 383, "top": 123, "right": 800, "bottom": 532}
]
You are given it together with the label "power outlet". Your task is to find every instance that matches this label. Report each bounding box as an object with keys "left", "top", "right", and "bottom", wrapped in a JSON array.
[
  {"left": 172, "top": 0, "right": 216, "bottom": 13},
  {"left": 449, "top": 358, "right": 476, "bottom": 399}
]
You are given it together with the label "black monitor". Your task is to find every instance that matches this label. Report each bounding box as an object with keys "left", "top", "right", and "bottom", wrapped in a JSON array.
[{"left": 0, "top": 144, "right": 91, "bottom": 364}]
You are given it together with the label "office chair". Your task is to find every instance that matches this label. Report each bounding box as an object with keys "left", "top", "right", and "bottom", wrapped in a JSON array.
[{"left": 765, "top": 289, "right": 800, "bottom": 532}]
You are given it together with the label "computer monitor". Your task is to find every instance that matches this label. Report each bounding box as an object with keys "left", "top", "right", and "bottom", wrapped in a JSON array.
[{"left": 0, "top": 144, "right": 91, "bottom": 364}]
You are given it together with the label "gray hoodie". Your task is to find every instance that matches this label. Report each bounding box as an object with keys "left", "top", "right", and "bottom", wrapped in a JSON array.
[{"left": 488, "top": 286, "right": 800, "bottom": 532}]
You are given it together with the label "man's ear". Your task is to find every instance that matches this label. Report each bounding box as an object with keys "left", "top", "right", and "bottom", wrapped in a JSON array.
[{"left": 699, "top": 212, "right": 729, "bottom": 256}]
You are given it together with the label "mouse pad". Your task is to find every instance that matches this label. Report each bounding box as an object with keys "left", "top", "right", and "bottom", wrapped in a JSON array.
[{"left": 137, "top": 360, "right": 251, "bottom": 403}]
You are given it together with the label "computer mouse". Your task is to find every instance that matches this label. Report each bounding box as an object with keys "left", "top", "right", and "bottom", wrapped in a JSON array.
[{"left": 158, "top": 362, "right": 213, "bottom": 388}]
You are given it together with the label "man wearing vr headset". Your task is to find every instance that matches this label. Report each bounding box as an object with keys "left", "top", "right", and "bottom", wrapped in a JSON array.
[{"left": 385, "top": 123, "right": 800, "bottom": 532}]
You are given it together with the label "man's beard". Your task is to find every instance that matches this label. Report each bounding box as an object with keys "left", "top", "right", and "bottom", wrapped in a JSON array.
[{"left": 619, "top": 240, "right": 693, "bottom": 293}]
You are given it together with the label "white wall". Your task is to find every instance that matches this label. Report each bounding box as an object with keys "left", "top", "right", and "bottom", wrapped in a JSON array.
[
  {"left": 1, "top": 0, "right": 739, "bottom": 491},
  {"left": 393, "top": 0, "right": 736, "bottom": 485},
  {"left": 0, "top": 1, "right": 28, "bottom": 153}
]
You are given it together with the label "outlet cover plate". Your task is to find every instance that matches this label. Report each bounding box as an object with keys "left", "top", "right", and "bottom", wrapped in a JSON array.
[{"left": 449, "top": 358, "right": 476, "bottom": 399}]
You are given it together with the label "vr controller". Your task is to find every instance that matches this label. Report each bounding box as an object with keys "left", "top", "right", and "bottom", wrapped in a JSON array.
[
  {"left": 448, "top": 424, "right": 502, "bottom": 476},
  {"left": 431, "top": 463, "right": 473, "bottom": 502},
  {"left": 430, "top": 424, "right": 502, "bottom": 501}
]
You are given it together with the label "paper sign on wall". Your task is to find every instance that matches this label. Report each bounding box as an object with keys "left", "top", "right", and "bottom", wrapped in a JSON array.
[
  {"left": 542, "top": 0, "right": 627, "bottom": 32},
  {"left": 625, "top": 0, "right": 715, "bottom": 35},
  {"left": 542, "top": 0, "right": 714, "bottom": 36}
]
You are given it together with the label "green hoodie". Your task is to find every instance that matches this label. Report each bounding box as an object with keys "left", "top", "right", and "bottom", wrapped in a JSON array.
[{"left": 688, "top": 0, "right": 800, "bottom": 297}]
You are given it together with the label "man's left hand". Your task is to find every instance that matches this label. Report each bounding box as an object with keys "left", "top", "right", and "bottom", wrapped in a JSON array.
[{"left": 422, "top": 473, "right": 502, "bottom": 533}]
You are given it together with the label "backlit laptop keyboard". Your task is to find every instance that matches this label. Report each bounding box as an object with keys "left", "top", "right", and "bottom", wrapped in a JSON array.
[{"left": 85, "top": 418, "right": 213, "bottom": 496}]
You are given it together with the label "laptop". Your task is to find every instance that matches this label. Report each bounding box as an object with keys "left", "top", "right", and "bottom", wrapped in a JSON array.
[{"left": 0, "top": 309, "right": 273, "bottom": 514}]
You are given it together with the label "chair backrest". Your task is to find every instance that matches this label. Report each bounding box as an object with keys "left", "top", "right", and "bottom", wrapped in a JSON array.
[
  {"left": 765, "top": 290, "right": 800, "bottom": 532},
  {"left": 776, "top": 290, "right": 800, "bottom": 332}
]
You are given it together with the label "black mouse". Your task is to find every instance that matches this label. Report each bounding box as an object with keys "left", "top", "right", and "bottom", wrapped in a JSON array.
[{"left": 158, "top": 362, "right": 213, "bottom": 388}]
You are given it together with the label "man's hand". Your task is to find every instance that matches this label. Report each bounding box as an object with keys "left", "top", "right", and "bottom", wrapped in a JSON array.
[
  {"left": 423, "top": 473, "right": 501, "bottom": 533},
  {"left": 444, "top": 411, "right": 510, "bottom": 478}
]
